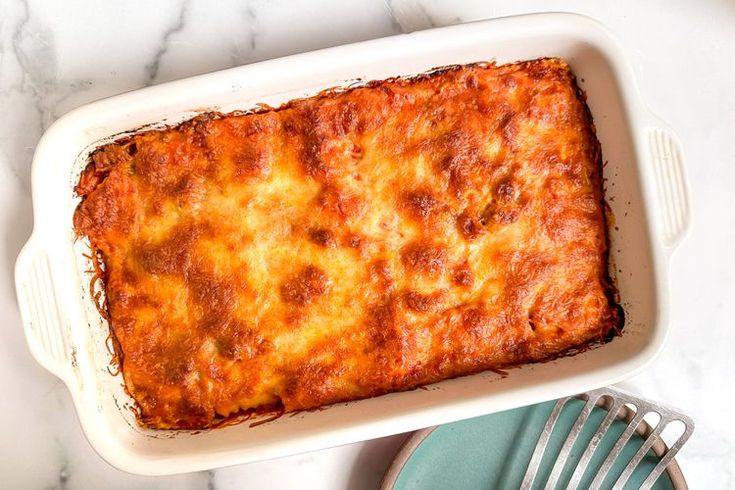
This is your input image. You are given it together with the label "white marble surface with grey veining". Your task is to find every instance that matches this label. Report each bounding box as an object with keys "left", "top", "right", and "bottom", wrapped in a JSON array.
[{"left": 0, "top": 0, "right": 733, "bottom": 488}]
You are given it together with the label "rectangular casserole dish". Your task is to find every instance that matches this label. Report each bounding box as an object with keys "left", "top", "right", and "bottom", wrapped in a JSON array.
[{"left": 15, "top": 13, "right": 690, "bottom": 475}]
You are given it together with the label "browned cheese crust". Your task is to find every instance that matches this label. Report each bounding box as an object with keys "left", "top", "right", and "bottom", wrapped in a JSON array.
[{"left": 74, "top": 58, "right": 622, "bottom": 429}]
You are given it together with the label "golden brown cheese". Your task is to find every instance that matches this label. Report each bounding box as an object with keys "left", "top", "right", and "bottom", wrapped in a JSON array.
[{"left": 74, "top": 58, "right": 622, "bottom": 429}]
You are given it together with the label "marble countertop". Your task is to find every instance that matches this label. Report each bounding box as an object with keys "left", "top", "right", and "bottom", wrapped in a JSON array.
[{"left": 1, "top": 0, "right": 733, "bottom": 488}]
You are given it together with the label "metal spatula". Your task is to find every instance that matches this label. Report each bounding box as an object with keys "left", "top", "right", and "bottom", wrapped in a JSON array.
[{"left": 520, "top": 386, "right": 694, "bottom": 490}]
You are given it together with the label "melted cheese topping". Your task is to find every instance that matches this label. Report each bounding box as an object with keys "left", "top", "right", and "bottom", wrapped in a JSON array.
[{"left": 74, "top": 58, "right": 621, "bottom": 429}]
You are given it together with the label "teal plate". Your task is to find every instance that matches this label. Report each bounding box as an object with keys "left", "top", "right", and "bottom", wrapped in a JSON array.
[{"left": 382, "top": 399, "right": 686, "bottom": 490}]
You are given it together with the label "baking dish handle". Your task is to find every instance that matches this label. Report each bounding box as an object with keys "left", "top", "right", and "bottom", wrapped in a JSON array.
[
  {"left": 15, "top": 237, "right": 73, "bottom": 383},
  {"left": 644, "top": 121, "right": 691, "bottom": 250}
]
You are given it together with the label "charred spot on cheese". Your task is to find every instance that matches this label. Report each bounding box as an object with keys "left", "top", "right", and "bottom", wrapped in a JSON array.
[
  {"left": 400, "top": 188, "right": 440, "bottom": 222},
  {"left": 232, "top": 144, "right": 271, "bottom": 179},
  {"left": 186, "top": 117, "right": 215, "bottom": 156},
  {"left": 317, "top": 184, "right": 364, "bottom": 220},
  {"left": 403, "top": 290, "right": 443, "bottom": 312},
  {"left": 308, "top": 227, "right": 336, "bottom": 247},
  {"left": 346, "top": 232, "right": 363, "bottom": 249},
  {"left": 134, "top": 135, "right": 204, "bottom": 195},
  {"left": 350, "top": 143, "right": 363, "bottom": 160},
  {"left": 365, "top": 299, "right": 400, "bottom": 348},
  {"left": 499, "top": 111, "right": 519, "bottom": 149},
  {"left": 300, "top": 133, "right": 331, "bottom": 180},
  {"left": 134, "top": 222, "right": 205, "bottom": 276},
  {"left": 335, "top": 101, "right": 360, "bottom": 135},
  {"left": 452, "top": 262, "right": 474, "bottom": 287},
  {"left": 401, "top": 241, "right": 447, "bottom": 275},
  {"left": 503, "top": 337, "right": 532, "bottom": 360},
  {"left": 369, "top": 259, "right": 394, "bottom": 291},
  {"left": 177, "top": 397, "right": 210, "bottom": 423},
  {"left": 501, "top": 251, "right": 555, "bottom": 307},
  {"left": 480, "top": 179, "right": 525, "bottom": 226},
  {"left": 291, "top": 103, "right": 361, "bottom": 181},
  {"left": 484, "top": 206, "right": 520, "bottom": 225},
  {"left": 281, "top": 355, "right": 349, "bottom": 410},
  {"left": 461, "top": 305, "right": 495, "bottom": 337},
  {"left": 457, "top": 211, "right": 483, "bottom": 240},
  {"left": 151, "top": 332, "right": 199, "bottom": 385},
  {"left": 216, "top": 323, "right": 268, "bottom": 360},
  {"left": 280, "top": 265, "right": 330, "bottom": 306},
  {"left": 164, "top": 354, "right": 196, "bottom": 385},
  {"left": 73, "top": 58, "right": 622, "bottom": 429},
  {"left": 435, "top": 128, "right": 486, "bottom": 194},
  {"left": 495, "top": 178, "right": 516, "bottom": 202},
  {"left": 189, "top": 271, "right": 238, "bottom": 332},
  {"left": 235, "top": 112, "right": 279, "bottom": 136},
  {"left": 463, "top": 73, "right": 481, "bottom": 90}
]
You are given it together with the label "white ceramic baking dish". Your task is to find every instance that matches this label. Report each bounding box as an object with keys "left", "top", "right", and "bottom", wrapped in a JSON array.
[{"left": 15, "top": 13, "right": 690, "bottom": 475}]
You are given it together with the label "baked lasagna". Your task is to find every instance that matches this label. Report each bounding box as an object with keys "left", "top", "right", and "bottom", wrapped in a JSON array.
[{"left": 74, "top": 58, "right": 622, "bottom": 429}]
